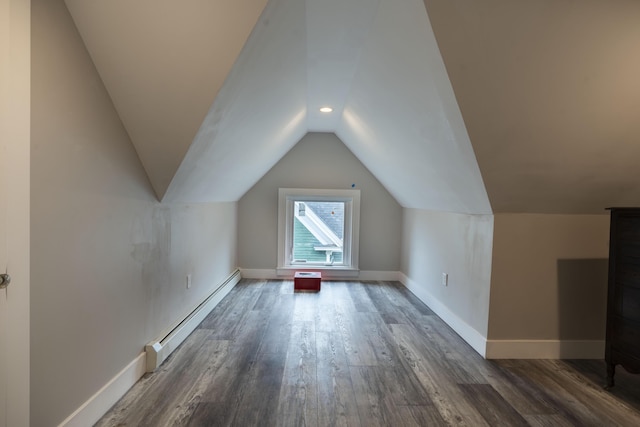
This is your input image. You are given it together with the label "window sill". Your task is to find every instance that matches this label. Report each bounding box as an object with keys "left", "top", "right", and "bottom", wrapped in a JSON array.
[{"left": 277, "top": 266, "right": 359, "bottom": 279}]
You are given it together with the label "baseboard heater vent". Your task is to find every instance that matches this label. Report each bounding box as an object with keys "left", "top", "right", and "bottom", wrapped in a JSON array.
[{"left": 145, "top": 268, "right": 242, "bottom": 372}]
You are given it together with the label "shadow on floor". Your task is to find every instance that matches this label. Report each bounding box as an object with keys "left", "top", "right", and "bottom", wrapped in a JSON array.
[{"left": 564, "top": 359, "right": 640, "bottom": 412}]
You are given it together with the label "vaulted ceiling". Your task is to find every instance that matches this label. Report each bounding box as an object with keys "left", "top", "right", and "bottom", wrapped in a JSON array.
[
  {"left": 425, "top": 0, "right": 640, "bottom": 213},
  {"left": 64, "top": 0, "right": 640, "bottom": 214}
]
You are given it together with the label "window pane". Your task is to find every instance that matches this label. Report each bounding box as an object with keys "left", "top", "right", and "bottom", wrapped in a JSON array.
[{"left": 292, "top": 201, "right": 344, "bottom": 265}]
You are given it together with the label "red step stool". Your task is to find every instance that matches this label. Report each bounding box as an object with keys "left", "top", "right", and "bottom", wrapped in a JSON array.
[{"left": 294, "top": 271, "right": 321, "bottom": 292}]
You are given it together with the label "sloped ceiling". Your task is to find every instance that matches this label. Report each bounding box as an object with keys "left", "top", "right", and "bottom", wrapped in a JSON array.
[
  {"left": 64, "top": 0, "right": 491, "bottom": 214},
  {"left": 64, "top": 0, "right": 269, "bottom": 199},
  {"left": 64, "top": 0, "right": 639, "bottom": 215},
  {"left": 424, "top": 0, "right": 640, "bottom": 213}
]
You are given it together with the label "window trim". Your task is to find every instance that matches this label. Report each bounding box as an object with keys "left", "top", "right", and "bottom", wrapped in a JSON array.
[{"left": 277, "top": 188, "right": 360, "bottom": 276}]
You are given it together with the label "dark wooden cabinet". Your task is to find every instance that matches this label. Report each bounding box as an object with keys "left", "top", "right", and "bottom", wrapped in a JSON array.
[{"left": 606, "top": 208, "right": 640, "bottom": 388}]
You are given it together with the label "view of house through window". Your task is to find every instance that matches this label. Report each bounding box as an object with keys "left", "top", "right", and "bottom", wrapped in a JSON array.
[
  {"left": 278, "top": 188, "right": 360, "bottom": 273},
  {"left": 293, "top": 201, "right": 345, "bottom": 265}
]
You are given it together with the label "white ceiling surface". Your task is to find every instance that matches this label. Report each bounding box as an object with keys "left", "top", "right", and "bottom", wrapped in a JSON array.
[
  {"left": 425, "top": 0, "right": 640, "bottom": 213},
  {"left": 64, "top": 0, "right": 268, "bottom": 199},
  {"left": 164, "top": 0, "right": 308, "bottom": 203},
  {"left": 335, "top": 0, "right": 491, "bottom": 213},
  {"left": 65, "top": 0, "right": 491, "bottom": 213},
  {"left": 304, "top": 0, "right": 380, "bottom": 132}
]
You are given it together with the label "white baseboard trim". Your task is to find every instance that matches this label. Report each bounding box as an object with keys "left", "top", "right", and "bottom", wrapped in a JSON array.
[
  {"left": 240, "top": 268, "right": 400, "bottom": 281},
  {"left": 398, "top": 272, "right": 488, "bottom": 358},
  {"left": 58, "top": 352, "right": 146, "bottom": 427},
  {"left": 145, "top": 268, "right": 241, "bottom": 372},
  {"left": 485, "top": 339, "right": 605, "bottom": 359},
  {"left": 59, "top": 269, "right": 241, "bottom": 427}
]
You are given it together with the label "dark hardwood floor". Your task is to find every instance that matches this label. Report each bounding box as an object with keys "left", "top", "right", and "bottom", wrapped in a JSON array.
[{"left": 96, "top": 279, "right": 640, "bottom": 426}]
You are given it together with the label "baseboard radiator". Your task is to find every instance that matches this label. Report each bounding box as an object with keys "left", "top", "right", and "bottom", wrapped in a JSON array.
[{"left": 145, "top": 268, "right": 242, "bottom": 372}]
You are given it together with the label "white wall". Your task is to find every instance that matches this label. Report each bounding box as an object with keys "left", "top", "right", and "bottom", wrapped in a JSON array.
[
  {"left": 30, "top": 1, "right": 237, "bottom": 425},
  {"left": 238, "top": 132, "right": 402, "bottom": 275},
  {"left": 487, "top": 213, "right": 609, "bottom": 358},
  {"left": 1, "top": 0, "right": 31, "bottom": 424},
  {"left": 400, "top": 209, "right": 494, "bottom": 354}
]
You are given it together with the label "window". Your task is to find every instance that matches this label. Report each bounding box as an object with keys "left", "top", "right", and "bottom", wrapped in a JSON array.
[{"left": 278, "top": 188, "right": 360, "bottom": 275}]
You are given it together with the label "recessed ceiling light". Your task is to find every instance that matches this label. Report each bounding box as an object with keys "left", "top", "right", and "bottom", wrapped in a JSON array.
[{"left": 319, "top": 107, "right": 333, "bottom": 113}]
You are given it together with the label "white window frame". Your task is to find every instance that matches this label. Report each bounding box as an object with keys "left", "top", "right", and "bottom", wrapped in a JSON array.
[{"left": 277, "top": 188, "right": 360, "bottom": 277}]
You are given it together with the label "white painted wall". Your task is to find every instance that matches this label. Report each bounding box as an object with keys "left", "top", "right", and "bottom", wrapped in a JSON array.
[
  {"left": 400, "top": 209, "right": 494, "bottom": 351},
  {"left": 31, "top": 1, "right": 237, "bottom": 425},
  {"left": 238, "top": 132, "right": 402, "bottom": 274},
  {"left": 0, "top": 0, "right": 31, "bottom": 424},
  {"left": 488, "top": 214, "right": 609, "bottom": 341}
]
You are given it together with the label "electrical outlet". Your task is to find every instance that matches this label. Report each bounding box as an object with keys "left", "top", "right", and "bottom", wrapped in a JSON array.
[
  {"left": 442, "top": 273, "right": 448, "bottom": 287},
  {"left": 186, "top": 274, "right": 192, "bottom": 289}
]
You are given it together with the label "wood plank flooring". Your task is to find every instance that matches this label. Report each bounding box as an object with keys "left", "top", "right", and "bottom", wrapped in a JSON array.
[{"left": 96, "top": 279, "right": 640, "bottom": 426}]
